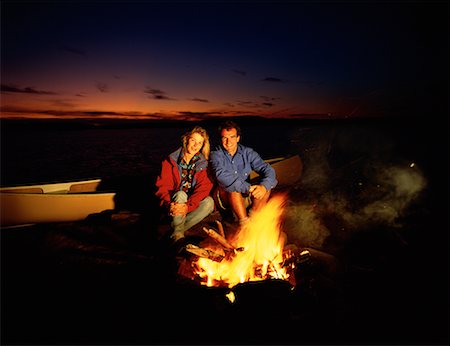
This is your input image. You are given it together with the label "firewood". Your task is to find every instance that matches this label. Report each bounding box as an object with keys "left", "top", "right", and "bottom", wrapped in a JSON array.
[
  {"left": 177, "top": 258, "right": 196, "bottom": 279},
  {"left": 282, "top": 248, "right": 311, "bottom": 267},
  {"left": 215, "top": 220, "right": 225, "bottom": 238},
  {"left": 202, "top": 227, "right": 235, "bottom": 250},
  {"left": 185, "top": 244, "right": 224, "bottom": 262}
]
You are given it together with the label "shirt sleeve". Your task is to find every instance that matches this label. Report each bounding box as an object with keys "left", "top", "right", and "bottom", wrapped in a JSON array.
[
  {"left": 155, "top": 158, "right": 175, "bottom": 208},
  {"left": 210, "top": 150, "right": 251, "bottom": 193},
  {"left": 247, "top": 148, "right": 278, "bottom": 191}
]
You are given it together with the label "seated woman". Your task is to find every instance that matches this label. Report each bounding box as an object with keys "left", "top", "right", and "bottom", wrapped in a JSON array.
[{"left": 155, "top": 126, "right": 214, "bottom": 241}]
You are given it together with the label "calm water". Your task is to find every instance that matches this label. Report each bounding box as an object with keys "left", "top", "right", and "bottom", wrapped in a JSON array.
[{"left": 1, "top": 117, "right": 445, "bottom": 193}]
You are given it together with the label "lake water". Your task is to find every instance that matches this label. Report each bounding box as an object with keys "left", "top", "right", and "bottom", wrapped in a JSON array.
[
  {"left": 2, "top": 126, "right": 184, "bottom": 186},
  {"left": 1, "top": 117, "right": 444, "bottom": 188}
]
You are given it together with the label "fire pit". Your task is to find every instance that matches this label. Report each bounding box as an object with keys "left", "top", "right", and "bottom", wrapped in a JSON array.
[
  {"left": 164, "top": 192, "right": 347, "bottom": 344},
  {"left": 175, "top": 194, "right": 315, "bottom": 296}
]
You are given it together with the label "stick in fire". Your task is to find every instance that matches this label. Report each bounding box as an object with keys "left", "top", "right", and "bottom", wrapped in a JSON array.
[
  {"left": 215, "top": 220, "right": 225, "bottom": 238},
  {"left": 185, "top": 244, "right": 224, "bottom": 262},
  {"left": 202, "top": 227, "right": 235, "bottom": 250}
]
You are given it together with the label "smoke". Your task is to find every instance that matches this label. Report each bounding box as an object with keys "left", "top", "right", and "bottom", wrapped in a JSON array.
[
  {"left": 345, "top": 164, "right": 428, "bottom": 228},
  {"left": 283, "top": 202, "right": 331, "bottom": 249},
  {"left": 296, "top": 141, "right": 332, "bottom": 192},
  {"left": 283, "top": 159, "right": 428, "bottom": 250}
]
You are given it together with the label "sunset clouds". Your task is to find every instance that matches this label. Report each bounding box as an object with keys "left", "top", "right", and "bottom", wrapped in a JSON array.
[{"left": 1, "top": 2, "right": 446, "bottom": 120}]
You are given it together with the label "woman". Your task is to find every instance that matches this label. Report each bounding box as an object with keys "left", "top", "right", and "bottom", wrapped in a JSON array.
[{"left": 155, "top": 126, "right": 214, "bottom": 241}]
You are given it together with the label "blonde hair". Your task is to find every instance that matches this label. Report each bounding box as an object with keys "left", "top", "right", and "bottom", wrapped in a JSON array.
[{"left": 181, "top": 126, "right": 210, "bottom": 160}]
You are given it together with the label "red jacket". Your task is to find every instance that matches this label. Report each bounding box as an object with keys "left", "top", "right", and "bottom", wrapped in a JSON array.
[{"left": 155, "top": 148, "right": 213, "bottom": 213}]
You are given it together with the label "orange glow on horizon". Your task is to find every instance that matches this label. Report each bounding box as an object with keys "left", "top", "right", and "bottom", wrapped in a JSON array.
[{"left": 1, "top": 83, "right": 342, "bottom": 120}]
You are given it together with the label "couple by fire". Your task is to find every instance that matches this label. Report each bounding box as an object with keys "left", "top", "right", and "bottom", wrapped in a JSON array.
[{"left": 155, "top": 120, "right": 278, "bottom": 243}]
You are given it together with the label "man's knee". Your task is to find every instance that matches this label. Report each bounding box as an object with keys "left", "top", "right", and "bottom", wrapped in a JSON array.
[{"left": 229, "top": 191, "right": 245, "bottom": 203}]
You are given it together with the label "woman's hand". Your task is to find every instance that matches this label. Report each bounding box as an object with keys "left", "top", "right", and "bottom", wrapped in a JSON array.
[{"left": 169, "top": 202, "right": 188, "bottom": 217}]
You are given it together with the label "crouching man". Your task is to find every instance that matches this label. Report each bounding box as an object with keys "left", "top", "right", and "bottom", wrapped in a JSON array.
[{"left": 210, "top": 120, "right": 277, "bottom": 226}]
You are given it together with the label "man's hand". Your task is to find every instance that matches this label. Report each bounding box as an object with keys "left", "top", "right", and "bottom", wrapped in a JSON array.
[
  {"left": 169, "top": 202, "right": 188, "bottom": 217},
  {"left": 249, "top": 184, "right": 267, "bottom": 200}
]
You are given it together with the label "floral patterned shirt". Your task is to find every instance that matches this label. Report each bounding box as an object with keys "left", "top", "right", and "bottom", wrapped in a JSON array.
[{"left": 178, "top": 153, "right": 201, "bottom": 195}]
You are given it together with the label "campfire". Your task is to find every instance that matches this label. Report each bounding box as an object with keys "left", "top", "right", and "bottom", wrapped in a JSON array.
[{"left": 178, "top": 194, "right": 310, "bottom": 292}]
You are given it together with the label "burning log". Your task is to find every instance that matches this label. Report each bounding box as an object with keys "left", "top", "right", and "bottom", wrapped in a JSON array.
[
  {"left": 268, "top": 261, "right": 284, "bottom": 280},
  {"left": 282, "top": 246, "right": 312, "bottom": 267},
  {"left": 203, "top": 227, "right": 235, "bottom": 250},
  {"left": 185, "top": 244, "right": 224, "bottom": 262},
  {"left": 215, "top": 220, "right": 225, "bottom": 238}
]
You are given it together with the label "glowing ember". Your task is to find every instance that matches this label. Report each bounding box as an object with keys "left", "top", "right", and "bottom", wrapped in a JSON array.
[
  {"left": 192, "top": 194, "right": 294, "bottom": 288},
  {"left": 225, "top": 291, "right": 235, "bottom": 303}
]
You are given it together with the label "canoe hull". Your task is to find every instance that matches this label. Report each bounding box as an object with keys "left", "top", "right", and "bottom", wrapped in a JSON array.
[
  {"left": 0, "top": 179, "right": 115, "bottom": 228},
  {"left": 250, "top": 155, "right": 303, "bottom": 186},
  {"left": 1, "top": 192, "right": 115, "bottom": 227}
]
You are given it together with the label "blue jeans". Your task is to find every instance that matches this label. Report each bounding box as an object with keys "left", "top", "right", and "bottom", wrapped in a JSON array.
[{"left": 171, "top": 191, "right": 214, "bottom": 236}]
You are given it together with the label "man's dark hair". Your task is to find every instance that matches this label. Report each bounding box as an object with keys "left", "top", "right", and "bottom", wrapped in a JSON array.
[{"left": 218, "top": 120, "right": 241, "bottom": 137}]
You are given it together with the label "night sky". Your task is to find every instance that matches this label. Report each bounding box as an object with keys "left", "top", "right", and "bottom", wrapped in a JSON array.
[{"left": 1, "top": 1, "right": 448, "bottom": 121}]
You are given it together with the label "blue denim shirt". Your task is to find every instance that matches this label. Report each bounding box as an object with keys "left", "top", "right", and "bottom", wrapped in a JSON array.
[{"left": 210, "top": 144, "right": 277, "bottom": 193}]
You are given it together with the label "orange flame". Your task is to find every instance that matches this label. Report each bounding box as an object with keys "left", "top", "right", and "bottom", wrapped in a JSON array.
[{"left": 194, "top": 194, "right": 291, "bottom": 288}]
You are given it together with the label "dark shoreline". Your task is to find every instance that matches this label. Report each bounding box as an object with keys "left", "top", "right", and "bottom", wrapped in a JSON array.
[{"left": 2, "top": 113, "right": 447, "bottom": 129}]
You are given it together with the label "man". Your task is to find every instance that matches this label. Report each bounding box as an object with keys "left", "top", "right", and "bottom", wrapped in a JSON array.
[{"left": 210, "top": 120, "right": 277, "bottom": 225}]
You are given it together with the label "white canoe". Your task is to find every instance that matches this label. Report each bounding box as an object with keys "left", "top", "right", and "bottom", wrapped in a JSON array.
[
  {"left": 0, "top": 179, "right": 116, "bottom": 228},
  {"left": 250, "top": 154, "right": 303, "bottom": 186}
]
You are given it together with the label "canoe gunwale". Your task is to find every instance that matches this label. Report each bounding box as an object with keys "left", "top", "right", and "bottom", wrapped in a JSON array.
[{"left": 0, "top": 178, "right": 104, "bottom": 194}]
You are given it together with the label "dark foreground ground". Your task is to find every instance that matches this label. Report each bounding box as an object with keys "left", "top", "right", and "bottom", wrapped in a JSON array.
[
  {"left": 2, "top": 190, "right": 448, "bottom": 345},
  {"left": 1, "top": 117, "right": 449, "bottom": 345}
]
